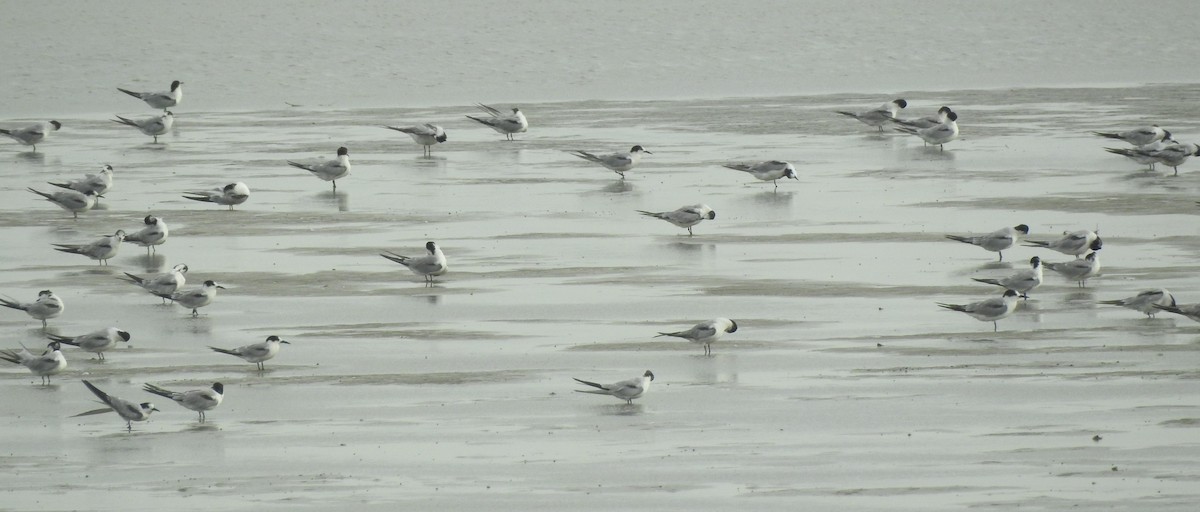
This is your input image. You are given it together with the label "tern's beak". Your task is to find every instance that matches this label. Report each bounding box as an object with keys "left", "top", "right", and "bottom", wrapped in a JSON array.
[
  {"left": 216, "top": 285, "right": 227, "bottom": 290},
  {"left": 280, "top": 340, "right": 292, "bottom": 344}
]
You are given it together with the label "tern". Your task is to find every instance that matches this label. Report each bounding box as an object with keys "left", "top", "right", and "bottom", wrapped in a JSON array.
[
  {"left": 1104, "top": 135, "right": 1174, "bottom": 171},
  {"left": 0, "top": 120, "right": 60, "bottom": 151},
  {"left": 972, "top": 256, "right": 1043, "bottom": 298},
  {"left": 27, "top": 187, "right": 97, "bottom": 219},
  {"left": 937, "top": 289, "right": 1021, "bottom": 332},
  {"left": 1023, "top": 230, "right": 1102, "bottom": 258},
  {"left": 288, "top": 146, "right": 350, "bottom": 190},
  {"left": 112, "top": 111, "right": 173, "bottom": 143},
  {"left": 573, "top": 370, "right": 654, "bottom": 404},
  {"left": 655, "top": 318, "right": 738, "bottom": 356},
  {"left": 143, "top": 382, "right": 223, "bottom": 423},
  {"left": 637, "top": 204, "right": 716, "bottom": 236},
  {"left": 1099, "top": 288, "right": 1176, "bottom": 318},
  {"left": 120, "top": 264, "right": 188, "bottom": 303},
  {"left": 162, "top": 280, "right": 224, "bottom": 316},
  {"left": 183, "top": 182, "right": 250, "bottom": 210},
  {"left": 465, "top": 104, "right": 527, "bottom": 140},
  {"left": 0, "top": 342, "right": 66, "bottom": 385},
  {"left": 76, "top": 380, "right": 158, "bottom": 432},
  {"left": 891, "top": 106, "right": 954, "bottom": 130},
  {"left": 895, "top": 111, "right": 959, "bottom": 150},
  {"left": 52, "top": 230, "right": 125, "bottom": 266},
  {"left": 1092, "top": 125, "right": 1169, "bottom": 146},
  {"left": 568, "top": 145, "right": 651, "bottom": 179},
  {"left": 47, "top": 327, "right": 130, "bottom": 361},
  {"left": 945, "top": 224, "right": 1030, "bottom": 261},
  {"left": 117, "top": 80, "right": 182, "bottom": 110},
  {"left": 209, "top": 335, "right": 289, "bottom": 370},
  {"left": 380, "top": 241, "right": 447, "bottom": 285},
  {"left": 49, "top": 164, "right": 114, "bottom": 198},
  {"left": 384, "top": 124, "right": 447, "bottom": 156},
  {"left": 722, "top": 160, "right": 798, "bottom": 188},
  {"left": 836, "top": 99, "right": 907, "bottom": 131},
  {"left": 1044, "top": 251, "right": 1101, "bottom": 287},
  {"left": 0, "top": 290, "right": 64, "bottom": 328},
  {"left": 123, "top": 215, "right": 168, "bottom": 254}
]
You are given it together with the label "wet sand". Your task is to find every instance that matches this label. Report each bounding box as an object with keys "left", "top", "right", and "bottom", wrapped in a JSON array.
[{"left": 2, "top": 84, "right": 1200, "bottom": 510}]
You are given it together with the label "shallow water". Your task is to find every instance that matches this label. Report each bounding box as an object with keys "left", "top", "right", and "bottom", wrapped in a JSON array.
[{"left": 3, "top": 2, "right": 1200, "bottom": 511}]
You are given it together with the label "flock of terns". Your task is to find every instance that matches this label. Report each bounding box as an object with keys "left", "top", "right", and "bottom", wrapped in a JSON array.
[{"left": 2, "top": 87, "right": 1199, "bottom": 424}]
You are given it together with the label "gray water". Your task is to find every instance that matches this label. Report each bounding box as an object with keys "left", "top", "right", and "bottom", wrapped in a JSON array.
[{"left": 2, "top": 2, "right": 1200, "bottom": 511}]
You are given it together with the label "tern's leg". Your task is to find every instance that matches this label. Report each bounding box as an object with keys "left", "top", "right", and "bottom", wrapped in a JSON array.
[{"left": 993, "top": 321, "right": 998, "bottom": 332}]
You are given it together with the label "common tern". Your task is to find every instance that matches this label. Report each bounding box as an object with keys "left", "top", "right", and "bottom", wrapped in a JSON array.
[
  {"left": 288, "top": 146, "right": 350, "bottom": 190},
  {"left": 52, "top": 230, "right": 125, "bottom": 266},
  {"left": 465, "top": 104, "right": 527, "bottom": 140},
  {"left": 183, "top": 182, "right": 250, "bottom": 210},
  {"left": 1144, "top": 142, "right": 1200, "bottom": 176},
  {"left": 895, "top": 111, "right": 959, "bottom": 150},
  {"left": 636, "top": 204, "right": 716, "bottom": 236},
  {"left": 972, "top": 256, "right": 1043, "bottom": 298},
  {"left": 1153, "top": 301, "right": 1200, "bottom": 323},
  {"left": 120, "top": 264, "right": 188, "bottom": 303},
  {"left": 117, "top": 80, "right": 182, "bottom": 110},
  {"left": 568, "top": 145, "right": 651, "bottom": 178},
  {"left": 573, "top": 370, "right": 654, "bottom": 404},
  {"left": 836, "top": 99, "right": 907, "bottom": 131},
  {"left": 937, "top": 289, "right": 1020, "bottom": 332},
  {"left": 1044, "top": 251, "right": 1101, "bottom": 287},
  {"left": 1023, "top": 230, "right": 1102, "bottom": 258},
  {"left": 27, "top": 187, "right": 97, "bottom": 219},
  {"left": 945, "top": 224, "right": 1029, "bottom": 261},
  {"left": 112, "top": 111, "right": 173, "bottom": 143},
  {"left": 209, "top": 335, "right": 289, "bottom": 370},
  {"left": 1092, "top": 125, "right": 1169, "bottom": 146},
  {"left": 380, "top": 241, "right": 447, "bottom": 285},
  {"left": 0, "top": 290, "right": 64, "bottom": 328},
  {"left": 143, "top": 382, "right": 223, "bottom": 423},
  {"left": 48, "top": 164, "right": 114, "bottom": 198},
  {"left": 655, "top": 318, "right": 738, "bottom": 356},
  {"left": 891, "top": 106, "right": 954, "bottom": 129},
  {"left": 384, "top": 124, "right": 447, "bottom": 156},
  {"left": 0, "top": 120, "right": 60, "bottom": 151},
  {"left": 47, "top": 327, "right": 130, "bottom": 361},
  {"left": 1104, "top": 135, "right": 1175, "bottom": 171},
  {"left": 1099, "top": 288, "right": 1175, "bottom": 318},
  {"left": 77, "top": 380, "right": 158, "bottom": 432},
  {"left": 0, "top": 342, "right": 66, "bottom": 384},
  {"left": 162, "top": 280, "right": 224, "bottom": 316},
  {"left": 722, "top": 160, "right": 798, "bottom": 188},
  {"left": 123, "top": 215, "right": 168, "bottom": 254}
]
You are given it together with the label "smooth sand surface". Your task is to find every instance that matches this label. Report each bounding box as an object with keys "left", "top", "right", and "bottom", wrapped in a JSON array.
[{"left": 1, "top": 84, "right": 1199, "bottom": 510}]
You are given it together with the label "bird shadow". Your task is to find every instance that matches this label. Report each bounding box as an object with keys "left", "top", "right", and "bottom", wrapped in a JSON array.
[
  {"left": 600, "top": 180, "right": 635, "bottom": 194},
  {"left": 15, "top": 151, "right": 45, "bottom": 162},
  {"left": 600, "top": 403, "right": 645, "bottom": 416},
  {"left": 135, "top": 253, "right": 167, "bottom": 272},
  {"left": 313, "top": 190, "right": 350, "bottom": 211}
]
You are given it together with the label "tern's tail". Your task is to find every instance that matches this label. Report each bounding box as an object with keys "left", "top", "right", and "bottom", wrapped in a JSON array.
[
  {"left": 0, "top": 297, "right": 22, "bottom": 310},
  {"left": 0, "top": 349, "right": 21, "bottom": 365},
  {"left": 654, "top": 331, "right": 684, "bottom": 339},
  {"left": 572, "top": 378, "right": 604, "bottom": 390},
  {"left": 26, "top": 188, "right": 53, "bottom": 200},
  {"left": 182, "top": 193, "right": 214, "bottom": 203},
  {"left": 117, "top": 87, "right": 142, "bottom": 99},
  {"left": 118, "top": 272, "right": 145, "bottom": 285},
  {"left": 893, "top": 126, "right": 918, "bottom": 136},
  {"left": 142, "top": 383, "right": 173, "bottom": 399},
  {"left": 464, "top": 115, "right": 490, "bottom": 126},
  {"left": 1097, "top": 299, "right": 1125, "bottom": 307},
  {"left": 1021, "top": 240, "right": 1050, "bottom": 248},
  {"left": 45, "top": 333, "right": 77, "bottom": 345},
  {"left": 1091, "top": 131, "right": 1123, "bottom": 140},
  {"left": 111, "top": 116, "right": 136, "bottom": 127},
  {"left": 208, "top": 346, "right": 238, "bottom": 356},
  {"left": 574, "top": 389, "right": 609, "bottom": 396},
  {"left": 971, "top": 278, "right": 1003, "bottom": 287},
  {"left": 936, "top": 303, "right": 967, "bottom": 313},
  {"left": 379, "top": 252, "right": 411, "bottom": 266},
  {"left": 834, "top": 111, "right": 858, "bottom": 119},
  {"left": 636, "top": 210, "right": 666, "bottom": 220},
  {"left": 944, "top": 234, "right": 976, "bottom": 245}
]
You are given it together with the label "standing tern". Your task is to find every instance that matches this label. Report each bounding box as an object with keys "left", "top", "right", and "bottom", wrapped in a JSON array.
[
  {"left": 143, "top": 382, "right": 223, "bottom": 423},
  {"left": 1099, "top": 288, "right": 1175, "bottom": 318},
  {"left": 836, "top": 99, "right": 907, "bottom": 131},
  {"left": 52, "top": 230, "right": 125, "bottom": 266},
  {"left": 655, "top": 318, "right": 738, "bottom": 356},
  {"left": 895, "top": 111, "right": 959, "bottom": 150},
  {"left": 183, "top": 182, "right": 250, "bottom": 210},
  {"left": 972, "top": 256, "right": 1043, "bottom": 298},
  {"left": 49, "top": 164, "right": 114, "bottom": 198},
  {"left": 47, "top": 327, "right": 130, "bottom": 361},
  {"left": 384, "top": 124, "right": 447, "bottom": 156},
  {"left": 0, "top": 290, "right": 64, "bottom": 328},
  {"left": 891, "top": 106, "right": 954, "bottom": 129},
  {"left": 120, "top": 264, "right": 188, "bottom": 303},
  {"left": 288, "top": 146, "right": 350, "bottom": 190},
  {"left": 1044, "top": 251, "right": 1101, "bottom": 287},
  {"left": 0, "top": 120, "right": 60, "bottom": 151},
  {"left": 945, "top": 224, "right": 1030, "bottom": 261},
  {"left": 117, "top": 80, "right": 182, "bottom": 110},
  {"left": 1023, "top": 230, "right": 1102, "bottom": 258},
  {"left": 722, "top": 160, "right": 798, "bottom": 188},
  {"left": 1104, "top": 135, "right": 1175, "bottom": 171},
  {"left": 380, "top": 241, "right": 447, "bottom": 285},
  {"left": 209, "top": 335, "right": 289, "bottom": 370},
  {"left": 27, "top": 187, "right": 97, "bottom": 219},
  {"left": 1145, "top": 142, "right": 1200, "bottom": 176},
  {"left": 76, "top": 380, "right": 158, "bottom": 432},
  {"left": 568, "top": 145, "right": 651, "bottom": 178},
  {"left": 0, "top": 342, "right": 66, "bottom": 385},
  {"left": 465, "top": 104, "right": 527, "bottom": 140},
  {"left": 112, "top": 111, "right": 173, "bottom": 143},
  {"left": 937, "top": 289, "right": 1021, "bottom": 332},
  {"left": 637, "top": 204, "right": 716, "bottom": 236},
  {"left": 573, "top": 370, "right": 654, "bottom": 404},
  {"left": 162, "top": 280, "right": 224, "bottom": 316},
  {"left": 123, "top": 215, "right": 168, "bottom": 254},
  {"left": 1092, "top": 125, "right": 1169, "bottom": 146}
]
